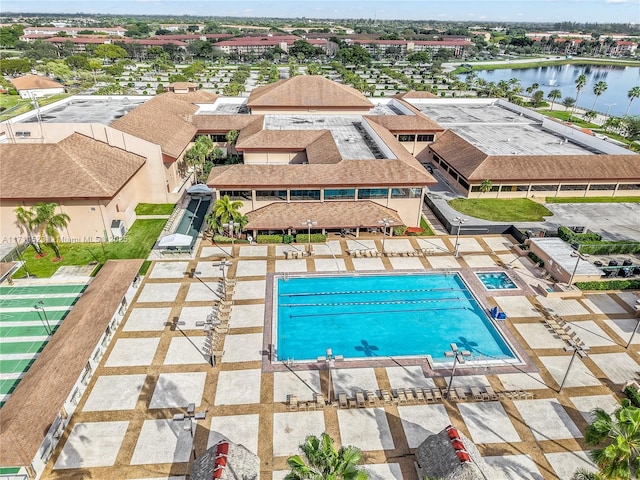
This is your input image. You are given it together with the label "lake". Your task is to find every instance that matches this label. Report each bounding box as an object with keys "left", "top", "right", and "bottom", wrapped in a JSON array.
[{"left": 461, "top": 64, "right": 640, "bottom": 118}]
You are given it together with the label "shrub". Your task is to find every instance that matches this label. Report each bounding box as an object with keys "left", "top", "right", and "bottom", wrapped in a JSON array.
[
  {"left": 624, "top": 385, "right": 640, "bottom": 408},
  {"left": 528, "top": 252, "right": 544, "bottom": 267},
  {"left": 393, "top": 225, "right": 407, "bottom": 236},
  {"left": 257, "top": 234, "right": 283, "bottom": 244},
  {"left": 283, "top": 234, "right": 294, "bottom": 244},
  {"left": 295, "top": 233, "right": 327, "bottom": 243},
  {"left": 574, "top": 279, "right": 640, "bottom": 291},
  {"left": 213, "top": 234, "right": 234, "bottom": 243}
]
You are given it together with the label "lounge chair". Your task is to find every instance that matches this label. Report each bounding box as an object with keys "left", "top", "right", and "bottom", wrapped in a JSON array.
[
  {"left": 338, "top": 392, "right": 348, "bottom": 409},
  {"left": 414, "top": 388, "right": 426, "bottom": 403},
  {"left": 484, "top": 386, "right": 499, "bottom": 400},
  {"left": 471, "top": 386, "right": 483, "bottom": 401},
  {"left": 356, "top": 390, "right": 366, "bottom": 408},
  {"left": 366, "top": 390, "right": 378, "bottom": 406},
  {"left": 404, "top": 388, "right": 416, "bottom": 403},
  {"left": 287, "top": 394, "right": 298, "bottom": 411},
  {"left": 423, "top": 388, "right": 434, "bottom": 403},
  {"left": 314, "top": 393, "right": 326, "bottom": 408},
  {"left": 447, "top": 388, "right": 459, "bottom": 401},
  {"left": 455, "top": 387, "right": 468, "bottom": 401},
  {"left": 214, "top": 325, "right": 229, "bottom": 334},
  {"left": 396, "top": 389, "right": 408, "bottom": 405},
  {"left": 379, "top": 389, "right": 393, "bottom": 404},
  {"left": 432, "top": 389, "right": 442, "bottom": 402}
]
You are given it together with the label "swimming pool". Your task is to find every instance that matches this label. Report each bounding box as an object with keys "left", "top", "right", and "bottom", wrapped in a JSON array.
[
  {"left": 476, "top": 272, "right": 518, "bottom": 290},
  {"left": 274, "top": 273, "right": 517, "bottom": 363}
]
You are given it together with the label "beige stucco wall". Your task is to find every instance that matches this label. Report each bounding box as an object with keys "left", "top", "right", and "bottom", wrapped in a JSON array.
[
  {"left": 527, "top": 242, "right": 603, "bottom": 284},
  {"left": 18, "top": 87, "right": 64, "bottom": 99},
  {"left": 243, "top": 151, "right": 303, "bottom": 164}
]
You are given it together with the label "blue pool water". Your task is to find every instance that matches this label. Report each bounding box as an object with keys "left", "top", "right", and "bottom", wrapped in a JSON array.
[
  {"left": 476, "top": 272, "right": 518, "bottom": 290},
  {"left": 275, "top": 273, "right": 516, "bottom": 362}
]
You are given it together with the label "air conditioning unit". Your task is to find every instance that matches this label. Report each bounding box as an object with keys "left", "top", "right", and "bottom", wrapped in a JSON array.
[{"left": 111, "top": 220, "right": 126, "bottom": 240}]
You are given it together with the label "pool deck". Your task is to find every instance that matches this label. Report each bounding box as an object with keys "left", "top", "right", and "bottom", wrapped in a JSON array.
[{"left": 40, "top": 234, "right": 639, "bottom": 480}]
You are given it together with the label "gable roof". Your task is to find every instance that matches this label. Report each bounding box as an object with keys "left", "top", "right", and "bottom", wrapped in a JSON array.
[
  {"left": 0, "top": 133, "right": 146, "bottom": 199},
  {"left": 247, "top": 75, "right": 373, "bottom": 110},
  {"left": 10, "top": 74, "right": 64, "bottom": 91},
  {"left": 111, "top": 90, "right": 217, "bottom": 159},
  {"left": 394, "top": 90, "right": 438, "bottom": 99}
]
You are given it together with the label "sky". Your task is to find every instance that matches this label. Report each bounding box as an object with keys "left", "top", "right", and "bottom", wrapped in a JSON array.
[{"left": 2, "top": 0, "right": 639, "bottom": 23}]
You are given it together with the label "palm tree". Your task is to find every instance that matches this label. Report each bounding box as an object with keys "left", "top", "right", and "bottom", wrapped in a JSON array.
[
  {"left": 525, "top": 82, "right": 540, "bottom": 96},
  {"left": 548, "top": 89, "right": 562, "bottom": 110},
  {"left": 591, "top": 81, "right": 608, "bottom": 111},
  {"left": 585, "top": 400, "right": 640, "bottom": 479},
  {"left": 626, "top": 86, "right": 640, "bottom": 117},
  {"left": 478, "top": 179, "right": 493, "bottom": 198},
  {"left": 185, "top": 135, "right": 213, "bottom": 182},
  {"left": 285, "top": 433, "right": 369, "bottom": 480},
  {"left": 571, "top": 73, "right": 587, "bottom": 122},
  {"left": 14, "top": 206, "right": 43, "bottom": 256},
  {"left": 207, "top": 195, "right": 244, "bottom": 238},
  {"left": 34, "top": 202, "right": 70, "bottom": 260},
  {"left": 571, "top": 469, "right": 603, "bottom": 480}
]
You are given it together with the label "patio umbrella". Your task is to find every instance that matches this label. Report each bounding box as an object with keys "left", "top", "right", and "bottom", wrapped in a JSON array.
[
  {"left": 187, "top": 184, "right": 213, "bottom": 195},
  {"left": 158, "top": 233, "right": 192, "bottom": 247}
]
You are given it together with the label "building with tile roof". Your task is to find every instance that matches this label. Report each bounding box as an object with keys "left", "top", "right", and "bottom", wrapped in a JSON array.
[{"left": 10, "top": 74, "right": 65, "bottom": 99}]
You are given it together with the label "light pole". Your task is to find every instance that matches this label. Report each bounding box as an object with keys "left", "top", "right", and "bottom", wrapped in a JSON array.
[
  {"left": 33, "top": 300, "right": 52, "bottom": 335},
  {"left": 222, "top": 220, "right": 237, "bottom": 257},
  {"left": 317, "top": 348, "right": 342, "bottom": 404},
  {"left": 378, "top": 218, "right": 394, "bottom": 253},
  {"left": 444, "top": 342, "right": 471, "bottom": 399},
  {"left": 173, "top": 403, "right": 207, "bottom": 465},
  {"left": 558, "top": 341, "right": 589, "bottom": 392},
  {"left": 216, "top": 259, "right": 232, "bottom": 299},
  {"left": 303, "top": 219, "right": 317, "bottom": 255},
  {"left": 452, "top": 217, "right": 467, "bottom": 257},
  {"left": 626, "top": 318, "right": 640, "bottom": 349},
  {"left": 568, "top": 251, "right": 590, "bottom": 286},
  {"left": 604, "top": 103, "right": 616, "bottom": 122}
]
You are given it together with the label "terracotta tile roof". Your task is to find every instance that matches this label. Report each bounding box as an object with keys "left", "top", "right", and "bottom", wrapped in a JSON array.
[
  {"left": 111, "top": 90, "right": 217, "bottom": 158},
  {"left": 0, "top": 133, "right": 146, "bottom": 199},
  {"left": 10, "top": 74, "right": 64, "bottom": 90},
  {"left": 247, "top": 76, "right": 373, "bottom": 110},
  {"left": 0, "top": 260, "right": 143, "bottom": 468},
  {"left": 207, "top": 158, "right": 433, "bottom": 188},
  {"left": 246, "top": 200, "right": 403, "bottom": 229},
  {"left": 431, "top": 130, "right": 640, "bottom": 182}
]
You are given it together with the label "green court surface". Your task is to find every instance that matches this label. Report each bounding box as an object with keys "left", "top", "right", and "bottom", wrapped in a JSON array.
[{"left": 0, "top": 284, "right": 87, "bottom": 408}]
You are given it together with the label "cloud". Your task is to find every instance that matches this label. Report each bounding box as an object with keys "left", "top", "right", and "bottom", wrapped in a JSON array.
[{"left": 605, "top": 0, "right": 630, "bottom": 3}]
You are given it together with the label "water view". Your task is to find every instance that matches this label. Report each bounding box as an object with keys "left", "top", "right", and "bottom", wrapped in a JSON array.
[{"left": 462, "top": 64, "right": 640, "bottom": 117}]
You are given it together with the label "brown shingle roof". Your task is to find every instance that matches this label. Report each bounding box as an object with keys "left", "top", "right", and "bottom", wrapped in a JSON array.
[
  {"left": 0, "top": 260, "right": 143, "bottom": 468},
  {"left": 431, "top": 130, "right": 640, "bottom": 182},
  {"left": 10, "top": 74, "right": 64, "bottom": 91},
  {"left": 191, "top": 114, "right": 262, "bottom": 132},
  {"left": 111, "top": 90, "right": 217, "bottom": 158},
  {"left": 395, "top": 90, "right": 438, "bottom": 99},
  {"left": 246, "top": 201, "right": 403, "bottom": 230},
  {"left": 0, "top": 133, "right": 146, "bottom": 200},
  {"left": 207, "top": 159, "right": 433, "bottom": 188},
  {"left": 247, "top": 75, "right": 373, "bottom": 110},
  {"left": 365, "top": 114, "right": 443, "bottom": 133},
  {"left": 305, "top": 131, "right": 342, "bottom": 164}
]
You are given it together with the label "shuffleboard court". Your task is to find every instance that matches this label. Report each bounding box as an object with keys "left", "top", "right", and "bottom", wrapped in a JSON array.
[{"left": 0, "top": 284, "right": 87, "bottom": 407}]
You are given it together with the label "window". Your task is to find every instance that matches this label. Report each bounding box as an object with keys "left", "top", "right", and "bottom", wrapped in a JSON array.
[
  {"left": 417, "top": 134, "right": 435, "bottom": 142},
  {"left": 324, "top": 189, "right": 355, "bottom": 200},
  {"left": 391, "top": 188, "right": 422, "bottom": 198},
  {"left": 530, "top": 184, "right": 558, "bottom": 192},
  {"left": 433, "top": 154, "right": 441, "bottom": 163},
  {"left": 471, "top": 185, "right": 499, "bottom": 192},
  {"left": 560, "top": 184, "right": 587, "bottom": 191},
  {"left": 219, "top": 190, "right": 252, "bottom": 201},
  {"left": 256, "top": 190, "right": 287, "bottom": 201},
  {"left": 500, "top": 185, "right": 529, "bottom": 192},
  {"left": 208, "top": 134, "right": 228, "bottom": 143},
  {"left": 589, "top": 184, "right": 615, "bottom": 191},
  {"left": 618, "top": 183, "right": 640, "bottom": 191},
  {"left": 358, "top": 188, "right": 389, "bottom": 199},
  {"left": 398, "top": 134, "right": 416, "bottom": 142},
  {"left": 290, "top": 190, "right": 320, "bottom": 201}
]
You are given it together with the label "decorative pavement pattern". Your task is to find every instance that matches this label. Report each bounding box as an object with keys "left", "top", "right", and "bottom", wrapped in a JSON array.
[{"left": 42, "top": 235, "right": 639, "bottom": 480}]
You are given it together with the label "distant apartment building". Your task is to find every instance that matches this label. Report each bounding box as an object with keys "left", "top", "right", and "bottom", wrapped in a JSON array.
[
  {"left": 212, "top": 36, "right": 329, "bottom": 56},
  {"left": 22, "top": 26, "right": 127, "bottom": 36},
  {"left": 351, "top": 39, "right": 472, "bottom": 58},
  {"left": 31, "top": 36, "right": 188, "bottom": 55}
]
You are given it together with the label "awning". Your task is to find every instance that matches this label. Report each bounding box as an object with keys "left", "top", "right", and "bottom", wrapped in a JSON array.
[
  {"left": 245, "top": 201, "right": 403, "bottom": 230},
  {"left": 158, "top": 233, "right": 193, "bottom": 247},
  {"left": 187, "top": 184, "right": 214, "bottom": 195}
]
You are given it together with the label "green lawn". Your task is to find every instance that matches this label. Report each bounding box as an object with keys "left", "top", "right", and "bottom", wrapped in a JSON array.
[
  {"left": 0, "top": 93, "right": 69, "bottom": 121},
  {"left": 418, "top": 216, "right": 435, "bottom": 236},
  {"left": 545, "top": 196, "right": 640, "bottom": 204},
  {"left": 14, "top": 219, "right": 166, "bottom": 278},
  {"left": 537, "top": 110, "right": 599, "bottom": 128},
  {"left": 448, "top": 198, "right": 552, "bottom": 222},
  {"left": 135, "top": 203, "right": 176, "bottom": 215}
]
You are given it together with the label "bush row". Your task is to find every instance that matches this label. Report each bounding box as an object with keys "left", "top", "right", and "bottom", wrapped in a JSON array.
[
  {"left": 557, "top": 226, "right": 602, "bottom": 243},
  {"left": 574, "top": 279, "right": 640, "bottom": 290},
  {"left": 558, "top": 225, "right": 640, "bottom": 255},
  {"left": 295, "top": 233, "right": 328, "bottom": 243},
  {"left": 528, "top": 252, "right": 544, "bottom": 267},
  {"left": 255, "top": 234, "right": 328, "bottom": 244}
]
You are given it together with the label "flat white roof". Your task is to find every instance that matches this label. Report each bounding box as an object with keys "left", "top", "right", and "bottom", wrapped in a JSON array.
[{"left": 529, "top": 238, "right": 603, "bottom": 277}]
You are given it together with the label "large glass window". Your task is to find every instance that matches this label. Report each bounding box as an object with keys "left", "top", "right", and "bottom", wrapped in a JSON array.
[
  {"left": 589, "top": 184, "right": 615, "bottom": 191},
  {"left": 391, "top": 188, "right": 422, "bottom": 198},
  {"left": 471, "top": 185, "right": 499, "bottom": 192},
  {"left": 530, "top": 184, "right": 558, "bottom": 192},
  {"left": 219, "top": 190, "right": 252, "bottom": 201},
  {"left": 358, "top": 188, "right": 389, "bottom": 199},
  {"left": 290, "top": 189, "right": 320, "bottom": 200},
  {"left": 560, "top": 184, "right": 587, "bottom": 191},
  {"left": 324, "top": 189, "right": 355, "bottom": 200},
  {"left": 618, "top": 184, "right": 640, "bottom": 190},
  {"left": 500, "top": 185, "right": 529, "bottom": 192},
  {"left": 398, "top": 134, "right": 416, "bottom": 142},
  {"left": 256, "top": 190, "right": 287, "bottom": 201},
  {"left": 417, "top": 134, "right": 435, "bottom": 142}
]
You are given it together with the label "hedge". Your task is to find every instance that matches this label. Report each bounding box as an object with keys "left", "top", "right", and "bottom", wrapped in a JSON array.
[
  {"left": 528, "top": 252, "right": 544, "bottom": 267},
  {"left": 213, "top": 235, "right": 248, "bottom": 244},
  {"left": 557, "top": 226, "right": 602, "bottom": 243},
  {"left": 257, "top": 234, "right": 283, "bottom": 244},
  {"left": 557, "top": 225, "right": 640, "bottom": 255},
  {"left": 393, "top": 225, "right": 407, "bottom": 236},
  {"left": 624, "top": 385, "right": 640, "bottom": 408},
  {"left": 295, "top": 233, "right": 327, "bottom": 243},
  {"left": 574, "top": 279, "right": 640, "bottom": 291}
]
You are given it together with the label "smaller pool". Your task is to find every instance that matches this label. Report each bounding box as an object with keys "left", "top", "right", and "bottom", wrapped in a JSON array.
[{"left": 476, "top": 272, "right": 518, "bottom": 290}]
